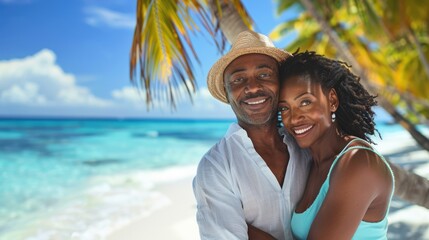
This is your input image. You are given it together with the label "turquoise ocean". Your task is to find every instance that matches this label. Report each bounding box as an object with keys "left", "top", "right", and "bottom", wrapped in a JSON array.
[{"left": 0, "top": 118, "right": 421, "bottom": 239}]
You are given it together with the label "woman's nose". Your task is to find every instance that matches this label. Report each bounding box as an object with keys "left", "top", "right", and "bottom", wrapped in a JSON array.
[{"left": 290, "top": 108, "right": 304, "bottom": 125}]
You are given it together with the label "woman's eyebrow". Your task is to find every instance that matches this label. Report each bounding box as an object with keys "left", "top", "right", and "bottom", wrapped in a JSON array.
[
  {"left": 279, "top": 92, "right": 313, "bottom": 104},
  {"left": 294, "top": 92, "right": 312, "bottom": 100}
]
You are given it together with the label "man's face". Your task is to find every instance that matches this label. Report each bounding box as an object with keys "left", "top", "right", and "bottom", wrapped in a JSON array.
[{"left": 223, "top": 54, "right": 279, "bottom": 127}]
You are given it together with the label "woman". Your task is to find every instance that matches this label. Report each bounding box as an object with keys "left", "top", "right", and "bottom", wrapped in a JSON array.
[{"left": 278, "top": 51, "right": 394, "bottom": 240}]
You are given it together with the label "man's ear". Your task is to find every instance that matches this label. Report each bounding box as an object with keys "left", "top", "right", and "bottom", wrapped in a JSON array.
[
  {"left": 223, "top": 84, "right": 230, "bottom": 103},
  {"left": 328, "top": 88, "right": 339, "bottom": 112}
]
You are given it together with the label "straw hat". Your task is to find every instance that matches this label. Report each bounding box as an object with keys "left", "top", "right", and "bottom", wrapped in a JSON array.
[{"left": 207, "top": 30, "right": 291, "bottom": 103}]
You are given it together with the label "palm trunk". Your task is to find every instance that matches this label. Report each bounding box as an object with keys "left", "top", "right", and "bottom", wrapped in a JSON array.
[
  {"left": 299, "top": 0, "right": 429, "bottom": 208},
  {"left": 406, "top": 26, "right": 429, "bottom": 80},
  {"left": 207, "top": 0, "right": 249, "bottom": 42},
  {"left": 396, "top": 0, "right": 429, "bottom": 80},
  {"left": 207, "top": 0, "right": 429, "bottom": 209}
]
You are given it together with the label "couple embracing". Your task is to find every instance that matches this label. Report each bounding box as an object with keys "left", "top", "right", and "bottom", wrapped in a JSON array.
[{"left": 193, "top": 30, "right": 394, "bottom": 240}]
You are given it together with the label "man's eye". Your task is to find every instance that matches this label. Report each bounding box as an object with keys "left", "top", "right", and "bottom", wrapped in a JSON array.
[
  {"left": 232, "top": 77, "right": 244, "bottom": 84},
  {"left": 259, "top": 73, "right": 271, "bottom": 79}
]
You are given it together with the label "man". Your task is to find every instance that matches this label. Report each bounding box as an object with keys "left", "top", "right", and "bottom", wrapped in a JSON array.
[{"left": 192, "top": 30, "right": 311, "bottom": 239}]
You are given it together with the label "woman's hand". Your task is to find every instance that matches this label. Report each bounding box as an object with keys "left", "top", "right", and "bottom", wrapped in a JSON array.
[{"left": 248, "top": 224, "right": 276, "bottom": 240}]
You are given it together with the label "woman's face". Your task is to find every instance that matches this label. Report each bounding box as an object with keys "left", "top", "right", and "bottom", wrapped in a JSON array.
[{"left": 278, "top": 75, "right": 337, "bottom": 148}]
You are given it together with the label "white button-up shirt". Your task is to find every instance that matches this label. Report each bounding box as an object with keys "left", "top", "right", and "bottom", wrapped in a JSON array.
[{"left": 193, "top": 123, "right": 311, "bottom": 240}]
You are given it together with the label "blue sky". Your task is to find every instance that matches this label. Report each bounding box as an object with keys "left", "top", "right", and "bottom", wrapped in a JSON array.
[
  {"left": 0, "top": 0, "right": 298, "bottom": 119},
  {"left": 0, "top": 0, "right": 393, "bottom": 122}
]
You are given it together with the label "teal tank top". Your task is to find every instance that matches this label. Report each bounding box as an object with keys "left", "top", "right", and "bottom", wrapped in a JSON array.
[{"left": 290, "top": 138, "right": 395, "bottom": 240}]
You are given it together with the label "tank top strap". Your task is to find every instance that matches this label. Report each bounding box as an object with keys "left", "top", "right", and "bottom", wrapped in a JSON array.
[
  {"left": 325, "top": 137, "right": 395, "bottom": 210},
  {"left": 326, "top": 138, "right": 366, "bottom": 179},
  {"left": 326, "top": 137, "right": 392, "bottom": 181}
]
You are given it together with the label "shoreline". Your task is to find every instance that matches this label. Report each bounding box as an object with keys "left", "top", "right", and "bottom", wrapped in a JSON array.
[
  {"left": 107, "top": 176, "right": 199, "bottom": 240},
  {"left": 0, "top": 166, "right": 200, "bottom": 240}
]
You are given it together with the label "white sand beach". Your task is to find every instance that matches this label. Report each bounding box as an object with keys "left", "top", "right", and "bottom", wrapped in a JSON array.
[
  {"left": 107, "top": 132, "right": 429, "bottom": 240},
  {"left": 107, "top": 176, "right": 198, "bottom": 240}
]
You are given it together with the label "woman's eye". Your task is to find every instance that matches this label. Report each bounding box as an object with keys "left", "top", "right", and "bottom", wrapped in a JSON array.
[
  {"left": 301, "top": 100, "right": 311, "bottom": 106},
  {"left": 278, "top": 106, "right": 289, "bottom": 112}
]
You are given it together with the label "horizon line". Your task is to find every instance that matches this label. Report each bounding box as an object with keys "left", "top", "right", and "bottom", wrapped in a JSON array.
[{"left": 0, "top": 115, "right": 237, "bottom": 122}]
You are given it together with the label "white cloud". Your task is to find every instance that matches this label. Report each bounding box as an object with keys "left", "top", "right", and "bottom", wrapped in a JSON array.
[
  {"left": 192, "top": 87, "right": 229, "bottom": 111},
  {"left": 112, "top": 86, "right": 167, "bottom": 109},
  {"left": 112, "top": 86, "right": 142, "bottom": 103},
  {"left": 173, "top": 87, "right": 234, "bottom": 118},
  {"left": 85, "top": 7, "right": 134, "bottom": 29},
  {"left": 110, "top": 85, "right": 233, "bottom": 118},
  {"left": 0, "top": 49, "right": 234, "bottom": 119},
  {"left": 0, "top": 49, "right": 110, "bottom": 107},
  {"left": 0, "top": 82, "right": 46, "bottom": 104}
]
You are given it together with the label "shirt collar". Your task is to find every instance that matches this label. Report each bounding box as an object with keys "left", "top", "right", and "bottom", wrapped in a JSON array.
[{"left": 225, "top": 122, "right": 289, "bottom": 143}]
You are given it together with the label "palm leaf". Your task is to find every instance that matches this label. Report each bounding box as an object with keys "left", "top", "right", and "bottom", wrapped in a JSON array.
[{"left": 131, "top": 0, "right": 254, "bottom": 108}]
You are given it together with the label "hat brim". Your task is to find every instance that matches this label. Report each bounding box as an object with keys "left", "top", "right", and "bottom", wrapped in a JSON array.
[{"left": 207, "top": 47, "right": 291, "bottom": 103}]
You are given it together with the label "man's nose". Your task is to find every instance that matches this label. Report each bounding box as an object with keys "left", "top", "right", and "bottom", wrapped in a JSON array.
[{"left": 244, "top": 78, "right": 262, "bottom": 94}]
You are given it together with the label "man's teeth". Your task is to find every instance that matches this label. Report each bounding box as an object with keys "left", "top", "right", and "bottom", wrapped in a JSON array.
[
  {"left": 294, "top": 126, "right": 313, "bottom": 135},
  {"left": 247, "top": 99, "right": 266, "bottom": 105}
]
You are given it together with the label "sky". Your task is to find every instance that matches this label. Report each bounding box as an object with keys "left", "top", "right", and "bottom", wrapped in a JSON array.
[
  {"left": 0, "top": 0, "right": 393, "bottom": 122},
  {"left": 0, "top": 0, "right": 301, "bottom": 119}
]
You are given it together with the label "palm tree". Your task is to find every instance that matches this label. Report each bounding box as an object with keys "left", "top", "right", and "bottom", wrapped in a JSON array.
[
  {"left": 130, "top": 0, "right": 429, "bottom": 208},
  {"left": 288, "top": 0, "right": 429, "bottom": 152},
  {"left": 272, "top": 0, "right": 429, "bottom": 207}
]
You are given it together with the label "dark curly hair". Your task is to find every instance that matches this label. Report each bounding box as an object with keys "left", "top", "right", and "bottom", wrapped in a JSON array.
[{"left": 279, "top": 51, "right": 379, "bottom": 143}]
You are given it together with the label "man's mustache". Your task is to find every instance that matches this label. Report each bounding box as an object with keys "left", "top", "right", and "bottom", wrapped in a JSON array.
[{"left": 243, "top": 91, "right": 270, "bottom": 100}]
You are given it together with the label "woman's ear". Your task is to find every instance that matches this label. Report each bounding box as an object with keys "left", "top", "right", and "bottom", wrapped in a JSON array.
[{"left": 328, "top": 88, "right": 339, "bottom": 112}]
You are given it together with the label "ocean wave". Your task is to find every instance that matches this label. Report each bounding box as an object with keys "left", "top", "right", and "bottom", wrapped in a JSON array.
[{"left": 0, "top": 165, "right": 197, "bottom": 240}]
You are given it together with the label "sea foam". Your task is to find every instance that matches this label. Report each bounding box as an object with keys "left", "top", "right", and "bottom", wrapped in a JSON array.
[{"left": 1, "top": 165, "right": 197, "bottom": 240}]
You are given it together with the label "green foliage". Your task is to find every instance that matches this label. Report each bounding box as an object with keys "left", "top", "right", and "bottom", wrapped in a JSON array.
[
  {"left": 275, "top": 0, "right": 301, "bottom": 14},
  {"left": 273, "top": 0, "right": 429, "bottom": 124},
  {"left": 131, "top": 0, "right": 252, "bottom": 109}
]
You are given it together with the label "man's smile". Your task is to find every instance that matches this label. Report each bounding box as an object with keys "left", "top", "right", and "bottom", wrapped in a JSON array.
[{"left": 244, "top": 97, "right": 268, "bottom": 105}]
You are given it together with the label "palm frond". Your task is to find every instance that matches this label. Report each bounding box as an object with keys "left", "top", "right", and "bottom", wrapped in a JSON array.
[{"left": 130, "top": 0, "right": 225, "bottom": 109}]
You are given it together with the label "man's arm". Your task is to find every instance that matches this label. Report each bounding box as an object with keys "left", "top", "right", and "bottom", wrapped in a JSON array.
[{"left": 193, "top": 158, "right": 248, "bottom": 239}]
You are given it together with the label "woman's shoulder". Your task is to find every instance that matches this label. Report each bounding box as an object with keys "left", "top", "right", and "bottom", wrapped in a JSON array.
[
  {"left": 329, "top": 137, "right": 393, "bottom": 195},
  {"left": 341, "top": 138, "right": 385, "bottom": 167}
]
